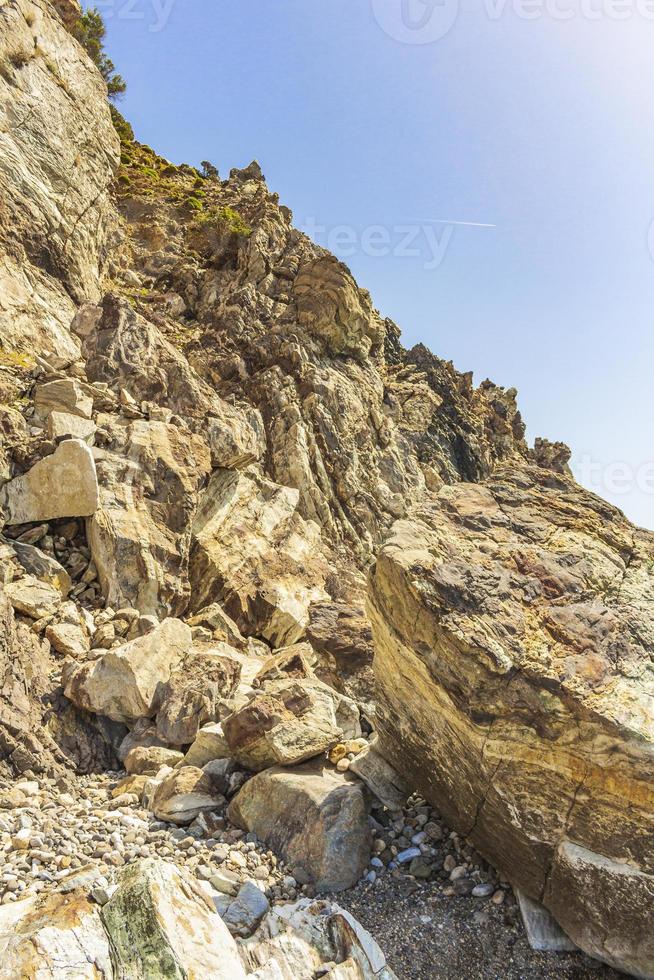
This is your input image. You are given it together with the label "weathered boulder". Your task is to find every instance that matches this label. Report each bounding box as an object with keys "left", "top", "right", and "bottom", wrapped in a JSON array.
[
  {"left": 45, "top": 620, "right": 90, "bottom": 658},
  {"left": 190, "top": 468, "right": 329, "bottom": 646},
  {"left": 154, "top": 647, "right": 242, "bottom": 746},
  {"left": 150, "top": 766, "right": 224, "bottom": 824},
  {"left": 222, "top": 678, "right": 360, "bottom": 772},
  {"left": 124, "top": 745, "right": 184, "bottom": 775},
  {"left": 348, "top": 735, "right": 408, "bottom": 811},
  {"left": 0, "top": 440, "right": 99, "bottom": 525},
  {"left": 64, "top": 618, "right": 192, "bottom": 724},
  {"left": 34, "top": 378, "right": 93, "bottom": 421},
  {"left": 117, "top": 717, "right": 168, "bottom": 763},
  {"left": 47, "top": 411, "right": 97, "bottom": 445},
  {"left": 4, "top": 576, "right": 62, "bottom": 619},
  {"left": 182, "top": 722, "right": 230, "bottom": 768},
  {"left": 88, "top": 417, "right": 212, "bottom": 617},
  {"left": 306, "top": 597, "right": 375, "bottom": 703},
  {"left": 0, "top": 887, "right": 112, "bottom": 979},
  {"left": 228, "top": 761, "right": 371, "bottom": 892},
  {"left": 101, "top": 859, "right": 246, "bottom": 978},
  {"left": 369, "top": 464, "right": 654, "bottom": 977}
]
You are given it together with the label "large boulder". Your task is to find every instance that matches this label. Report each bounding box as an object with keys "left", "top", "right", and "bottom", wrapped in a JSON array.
[
  {"left": 368, "top": 464, "right": 654, "bottom": 977},
  {"left": 101, "top": 859, "right": 246, "bottom": 978},
  {"left": 0, "top": 440, "right": 99, "bottom": 525},
  {"left": 154, "top": 646, "right": 242, "bottom": 746},
  {"left": 189, "top": 468, "right": 329, "bottom": 647},
  {"left": 222, "top": 678, "right": 360, "bottom": 772},
  {"left": 64, "top": 618, "right": 192, "bottom": 724},
  {"left": 0, "top": 887, "right": 112, "bottom": 979},
  {"left": 88, "top": 417, "right": 212, "bottom": 617},
  {"left": 228, "top": 761, "right": 371, "bottom": 893}
]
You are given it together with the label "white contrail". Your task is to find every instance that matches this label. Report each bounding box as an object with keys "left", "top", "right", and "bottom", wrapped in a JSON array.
[{"left": 425, "top": 218, "right": 497, "bottom": 228}]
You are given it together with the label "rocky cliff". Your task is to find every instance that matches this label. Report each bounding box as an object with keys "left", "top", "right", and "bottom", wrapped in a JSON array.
[{"left": 0, "top": 2, "right": 651, "bottom": 978}]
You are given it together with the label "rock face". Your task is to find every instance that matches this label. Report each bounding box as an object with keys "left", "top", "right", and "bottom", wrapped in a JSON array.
[
  {"left": 190, "top": 468, "right": 329, "bottom": 645},
  {"left": 0, "top": 0, "right": 119, "bottom": 359},
  {"left": 0, "top": 439, "right": 99, "bottom": 525},
  {"left": 228, "top": 762, "right": 371, "bottom": 892},
  {"left": 64, "top": 618, "right": 192, "bottom": 724},
  {"left": 369, "top": 463, "right": 654, "bottom": 977}
]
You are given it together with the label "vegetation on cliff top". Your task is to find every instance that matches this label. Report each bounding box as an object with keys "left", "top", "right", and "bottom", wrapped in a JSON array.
[{"left": 72, "top": 7, "right": 126, "bottom": 99}]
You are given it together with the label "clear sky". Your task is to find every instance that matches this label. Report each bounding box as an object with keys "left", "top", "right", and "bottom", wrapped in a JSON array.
[{"left": 95, "top": 0, "right": 654, "bottom": 529}]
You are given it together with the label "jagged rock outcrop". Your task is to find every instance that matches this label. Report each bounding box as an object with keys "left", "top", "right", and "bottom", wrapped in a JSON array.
[{"left": 369, "top": 463, "right": 654, "bottom": 977}]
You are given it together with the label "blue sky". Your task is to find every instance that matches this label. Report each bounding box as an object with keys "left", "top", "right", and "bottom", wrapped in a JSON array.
[{"left": 96, "top": 0, "right": 654, "bottom": 528}]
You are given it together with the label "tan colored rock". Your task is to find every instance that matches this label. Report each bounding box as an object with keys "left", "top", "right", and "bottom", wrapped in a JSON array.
[
  {"left": 348, "top": 735, "right": 408, "bottom": 811},
  {"left": 88, "top": 417, "right": 211, "bottom": 617},
  {"left": 124, "top": 745, "right": 184, "bottom": 775},
  {"left": 117, "top": 717, "right": 168, "bottom": 763},
  {"left": 150, "top": 765, "right": 224, "bottom": 824},
  {"left": 47, "top": 411, "right": 97, "bottom": 444},
  {"left": 369, "top": 464, "right": 654, "bottom": 978},
  {"left": 45, "top": 621, "right": 90, "bottom": 658},
  {"left": 154, "top": 647, "right": 242, "bottom": 746},
  {"left": 64, "top": 618, "right": 192, "bottom": 724},
  {"left": 182, "top": 722, "right": 230, "bottom": 768},
  {"left": 0, "top": 440, "right": 99, "bottom": 526},
  {"left": 253, "top": 643, "right": 316, "bottom": 687},
  {"left": 223, "top": 678, "right": 360, "bottom": 772},
  {"left": 4, "top": 576, "right": 62, "bottom": 619},
  {"left": 190, "top": 468, "right": 329, "bottom": 646},
  {"left": 228, "top": 761, "right": 371, "bottom": 893},
  {"left": 34, "top": 378, "right": 93, "bottom": 420},
  {"left": 0, "top": 0, "right": 119, "bottom": 357}
]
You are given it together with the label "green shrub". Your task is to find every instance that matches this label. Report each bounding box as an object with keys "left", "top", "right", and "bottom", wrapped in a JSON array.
[
  {"left": 111, "top": 106, "right": 134, "bottom": 143},
  {"left": 72, "top": 8, "right": 126, "bottom": 99},
  {"left": 195, "top": 205, "right": 252, "bottom": 237},
  {"left": 187, "top": 197, "right": 204, "bottom": 211}
]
